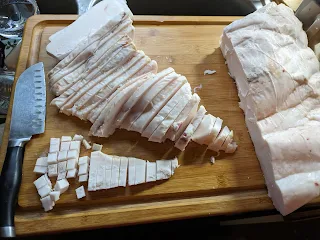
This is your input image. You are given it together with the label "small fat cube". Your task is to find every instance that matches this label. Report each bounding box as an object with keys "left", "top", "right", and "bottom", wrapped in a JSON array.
[
  {"left": 67, "top": 149, "right": 79, "bottom": 160},
  {"left": 40, "top": 195, "right": 54, "bottom": 212},
  {"left": 82, "top": 139, "right": 91, "bottom": 150},
  {"left": 79, "top": 174, "right": 88, "bottom": 182},
  {"left": 78, "top": 163, "right": 88, "bottom": 176},
  {"left": 156, "top": 160, "right": 172, "bottom": 180},
  {"left": 146, "top": 161, "right": 156, "bottom": 182},
  {"left": 110, "top": 156, "right": 120, "bottom": 188},
  {"left": 47, "top": 152, "right": 58, "bottom": 164},
  {"left": 73, "top": 134, "right": 83, "bottom": 141},
  {"left": 67, "top": 169, "right": 77, "bottom": 178},
  {"left": 50, "top": 191, "right": 60, "bottom": 201},
  {"left": 78, "top": 156, "right": 90, "bottom": 165},
  {"left": 48, "top": 164, "right": 58, "bottom": 177},
  {"left": 33, "top": 165, "right": 47, "bottom": 174},
  {"left": 119, "top": 157, "right": 128, "bottom": 187},
  {"left": 70, "top": 141, "right": 81, "bottom": 152},
  {"left": 54, "top": 179, "right": 69, "bottom": 194},
  {"left": 37, "top": 185, "right": 52, "bottom": 198},
  {"left": 57, "top": 171, "right": 67, "bottom": 180},
  {"left": 92, "top": 143, "right": 102, "bottom": 151},
  {"left": 61, "top": 136, "right": 72, "bottom": 142},
  {"left": 67, "top": 159, "right": 77, "bottom": 170},
  {"left": 35, "top": 157, "right": 48, "bottom": 167},
  {"left": 49, "top": 138, "right": 60, "bottom": 153},
  {"left": 171, "top": 157, "right": 179, "bottom": 175},
  {"left": 75, "top": 186, "right": 86, "bottom": 199},
  {"left": 135, "top": 158, "right": 146, "bottom": 185},
  {"left": 58, "top": 161, "right": 67, "bottom": 173},
  {"left": 60, "top": 141, "right": 71, "bottom": 151},
  {"left": 58, "top": 151, "right": 68, "bottom": 162},
  {"left": 44, "top": 174, "right": 52, "bottom": 188},
  {"left": 34, "top": 175, "right": 49, "bottom": 189},
  {"left": 128, "top": 157, "right": 135, "bottom": 186}
]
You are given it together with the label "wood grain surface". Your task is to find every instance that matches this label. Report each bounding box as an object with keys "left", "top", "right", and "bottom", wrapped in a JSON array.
[{"left": 0, "top": 15, "right": 277, "bottom": 235}]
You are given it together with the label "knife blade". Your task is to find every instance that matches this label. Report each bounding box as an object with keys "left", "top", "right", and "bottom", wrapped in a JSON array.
[{"left": 0, "top": 62, "right": 46, "bottom": 238}]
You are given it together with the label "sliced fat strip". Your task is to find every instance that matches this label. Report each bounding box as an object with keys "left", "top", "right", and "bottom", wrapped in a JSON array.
[
  {"left": 191, "top": 114, "right": 216, "bottom": 145},
  {"left": 88, "top": 151, "right": 104, "bottom": 191},
  {"left": 148, "top": 91, "right": 192, "bottom": 143},
  {"left": 119, "top": 157, "right": 128, "bottom": 187},
  {"left": 134, "top": 158, "right": 146, "bottom": 185},
  {"left": 73, "top": 53, "right": 152, "bottom": 119},
  {"left": 121, "top": 69, "right": 177, "bottom": 130},
  {"left": 225, "top": 142, "right": 238, "bottom": 153},
  {"left": 80, "top": 57, "right": 157, "bottom": 122},
  {"left": 146, "top": 161, "right": 156, "bottom": 182},
  {"left": 130, "top": 75, "right": 187, "bottom": 134},
  {"left": 142, "top": 82, "right": 191, "bottom": 139},
  {"left": 171, "top": 157, "right": 179, "bottom": 175},
  {"left": 51, "top": 41, "right": 136, "bottom": 110},
  {"left": 103, "top": 154, "right": 113, "bottom": 190},
  {"left": 128, "top": 157, "right": 136, "bottom": 186},
  {"left": 59, "top": 46, "right": 139, "bottom": 115},
  {"left": 90, "top": 73, "right": 152, "bottom": 137},
  {"left": 96, "top": 158, "right": 106, "bottom": 190},
  {"left": 110, "top": 156, "right": 121, "bottom": 188},
  {"left": 221, "top": 130, "right": 234, "bottom": 151},
  {"left": 208, "top": 126, "right": 230, "bottom": 152},
  {"left": 51, "top": 35, "right": 135, "bottom": 97},
  {"left": 156, "top": 160, "right": 172, "bottom": 180},
  {"left": 48, "top": 13, "right": 133, "bottom": 81},
  {"left": 175, "top": 105, "right": 207, "bottom": 151},
  {"left": 166, "top": 93, "right": 200, "bottom": 142}
]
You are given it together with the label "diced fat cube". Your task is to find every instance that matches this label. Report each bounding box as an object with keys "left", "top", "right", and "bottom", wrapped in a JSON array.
[
  {"left": 61, "top": 136, "right": 72, "bottom": 142},
  {"left": 70, "top": 141, "right": 81, "bottom": 152},
  {"left": 82, "top": 139, "right": 91, "bottom": 150},
  {"left": 171, "top": 157, "right": 180, "bottom": 175},
  {"left": 60, "top": 141, "right": 71, "bottom": 151},
  {"left": 37, "top": 185, "right": 52, "bottom": 198},
  {"left": 78, "top": 163, "right": 88, "bottom": 175},
  {"left": 67, "top": 149, "right": 79, "bottom": 160},
  {"left": 103, "top": 154, "right": 112, "bottom": 189},
  {"left": 110, "top": 156, "right": 120, "bottom": 188},
  {"left": 73, "top": 134, "right": 84, "bottom": 141},
  {"left": 58, "top": 161, "right": 67, "bottom": 173},
  {"left": 75, "top": 186, "right": 86, "bottom": 199},
  {"left": 34, "top": 175, "right": 49, "bottom": 189},
  {"left": 54, "top": 179, "right": 69, "bottom": 194},
  {"left": 50, "top": 191, "right": 60, "bottom": 201},
  {"left": 44, "top": 174, "right": 52, "bottom": 188},
  {"left": 58, "top": 151, "right": 68, "bottom": 162},
  {"left": 79, "top": 174, "right": 88, "bottom": 182},
  {"left": 48, "top": 164, "right": 58, "bottom": 177},
  {"left": 128, "top": 158, "right": 135, "bottom": 186},
  {"left": 67, "top": 159, "right": 77, "bottom": 170},
  {"left": 119, "top": 157, "right": 128, "bottom": 187},
  {"left": 78, "top": 156, "right": 90, "bottom": 165},
  {"left": 92, "top": 143, "right": 102, "bottom": 151},
  {"left": 33, "top": 166, "right": 47, "bottom": 174},
  {"left": 67, "top": 169, "right": 77, "bottom": 178},
  {"left": 57, "top": 171, "right": 67, "bottom": 180},
  {"left": 47, "top": 152, "right": 58, "bottom": 164},
  {"left": 146, "top": 161, "right": 156, "bottom": 182},
  {"left": 156, "top": 160, "right": 172, "bottom": 180},
  {"left": 35, "top": 157, "right": 48, "bottom": 167},
  {"left": 40, "top": 195, "right": 54, "bottom": 212},
  {"left": 135, "top": 158, "right": 146, "bottom": 185},
  {"left": 49, "top": 138, "right": 60, "bottom": 153}
]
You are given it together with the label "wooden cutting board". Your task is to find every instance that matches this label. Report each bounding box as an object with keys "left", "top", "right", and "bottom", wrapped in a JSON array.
[{"left": 0, "top": 15, "right": 278, "bottom": 235}]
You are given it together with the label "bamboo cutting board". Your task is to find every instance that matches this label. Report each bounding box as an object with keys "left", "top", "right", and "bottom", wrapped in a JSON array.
[{"left": 0, "top": 15, "right": 277, "bottom": 234}]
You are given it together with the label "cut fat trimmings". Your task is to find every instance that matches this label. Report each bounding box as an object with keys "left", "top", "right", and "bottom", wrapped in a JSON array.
[
  {"left": 193, "top": 84, "right": 202, "bottom": 93},
  {"left": 73, "top": 134, "right": 84, "bottom": 141},
  {"left": 204, "top": 69, "right": 216, "bottom": 75},
  {"left": 61, "top": 136, "right": 72, "bottom": 142},
  {"left": 33, "top": 165, "right": 47, "bottom": 174},
  {"left": 82, "top": 139, "right": 91, "bottom": 150},
  {"left": 210, "top": 156, "right": 215, "bottom": 164},
  {"left": 76, "top": 186, "right": 86, "bottom": 199},
  {"left": 92, "top": 143, "right": 102, "bottom": 151}
]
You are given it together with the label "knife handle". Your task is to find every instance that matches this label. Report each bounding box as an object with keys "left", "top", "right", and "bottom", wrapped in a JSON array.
[{"left": 0, "top": 146, "right": 25, "bottom": 238}]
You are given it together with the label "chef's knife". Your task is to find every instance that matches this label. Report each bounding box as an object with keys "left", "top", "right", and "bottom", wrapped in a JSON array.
[{"left": 0, "top": 62, "right": 46, "bottom": 238}]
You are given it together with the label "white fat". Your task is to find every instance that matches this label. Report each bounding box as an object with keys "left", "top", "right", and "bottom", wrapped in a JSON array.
[
  {"left": 67, "top": 149, "right": 79, "bottom": 160},
  {"left": 35, "top": 157, "right": 48, "bottom": 167},
  {"left": 67, "top": 159, "right": 77, "bottom": 170},
  {"left": 73, "top": 134, "right": 84, "bottom": 141},
  {"left": 79, "top": 156, "right": 90, "bottom": 165},
  {"left": 75, "top": 186, "right": 86, "bottom": 199},
  {"left": 57, "top": 151, "right": 68, "bottom": 162},
  {"left": 49, "top": 138, "right": 60, "bottom": 153},
  {"left": 61, "top": 136, "right": 72, "bottom": 142},
  {"left": 33, "top": 166, "right": 47, "bottom": 174},
  {"left": 54, "top": 179, "right": 70, "bottom": 194},
  {"left": 70, "top": 141, "right": 81, "bottom": 152},
  {"left": 79, "top": 174, "right": 88, "bottom": 182},
  {"left": 47, "top": 152, "right": 58, "bottom": 164},
  {"left": 92, "top": 143, "right": 103, "bottom": 151},
  {"left": 193, "top": 84, "right": 202, "bottom": 93},
  {"left": 204, "top": 69, "right": 216, "bottom": 75},
  {"left": 82, "top": 139, "right": 92, "bottom": 150},
  {"left": 60, "top": 141, "right": 71, "bottom": 151},
  {"left": 48, "top": 164, "right": 58, "bottom": 177}
]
